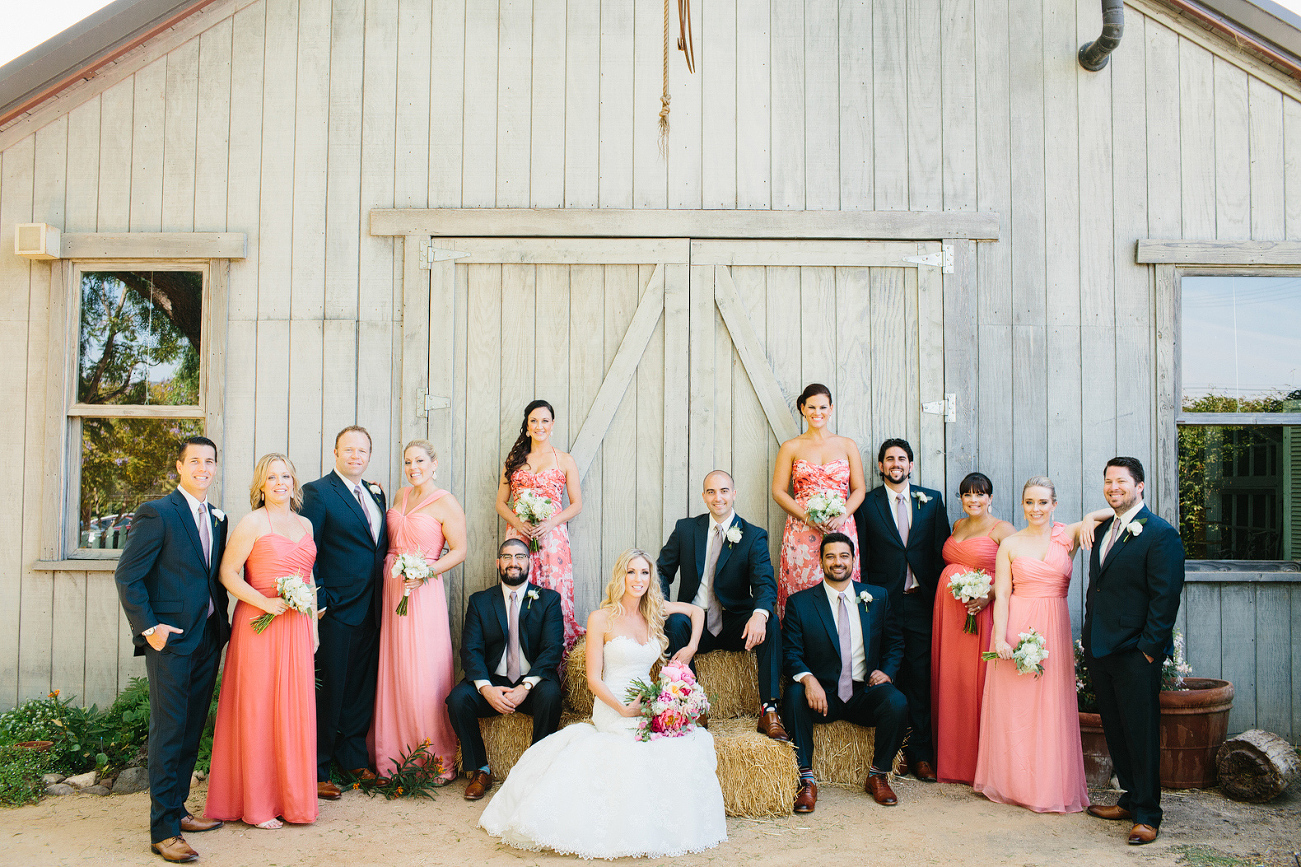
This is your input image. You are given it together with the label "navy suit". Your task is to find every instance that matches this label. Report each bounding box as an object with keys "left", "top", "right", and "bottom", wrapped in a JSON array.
[
  {"left": 781, "top": 580, "right": 907, "bottom": 773},
  {"left": 657, "top": 513, "right": 781, "bottom": 705},
  {"left": 300, "top": 471, "right": 389, "bottom": 778},
  {"left": 1083, "top": 505, "right": 1185, "bottom": 828},
  {"left": 115, "top": 490, "right": 229, "bottom": 844},
  {"left": 446, "top": 583, "right": 565, "bottom": 772},
  {"left": 852, "top": 483, "right": 949, "bottom": 763}
]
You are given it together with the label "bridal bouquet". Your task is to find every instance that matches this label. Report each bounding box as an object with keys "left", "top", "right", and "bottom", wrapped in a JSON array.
[
  {"left": 512, "top": 489, "right": 557, "bottom": 552},
  {"left": 804, "top": 490, "right": 846, "bottom": 528},
  {"left": 982, "top": 629, "right": 1049, "bottom": 677},
  {"left": 624, "top": 660, "right": 711, "bottom": 742},
  {"left": 947, "top": 570, "right": 993, "bottom": 634},
  {"left": 250, "top": 573, "right": 315, "bottom": 633},
  {"left": 392, "top": 550, "right": 433, "bottom": 616}
]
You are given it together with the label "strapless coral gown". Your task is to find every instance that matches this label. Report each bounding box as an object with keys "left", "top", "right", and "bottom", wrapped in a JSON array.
[
  {"left": 206, "top": 531, "right": 318, "bottom": 825},
  {"left": 371, "top": 489, "right": 457, "bottom": 777},
  {"left": 931, "top": 535, "right": 998, "bottom": 785},
  {"left": 973, "top": 523, "right": 1089, "bottom": 813},
  {"left": 777, "top": 458, "right": 859, "bottom": 618},
  {"left": 506, "top": 464, "right": 582, "bottom": 649}
]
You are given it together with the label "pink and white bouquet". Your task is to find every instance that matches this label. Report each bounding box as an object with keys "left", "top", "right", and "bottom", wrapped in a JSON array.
[
  {"left": 512, "top": 489, "right": 557, "bottom": 552},
  {"left": 392, "top": 550, "right": 433, "bottom": 616},
  {"left": 983, "top": 628, "right": 1049, "bottom": 677},
  {"left": 947, "top": 569, "right": 993, "bottom": 634},
  {"left": 624, "top": 660, "right": 711, "bottom": 742},
  {"left": 804, "top": 490, "right": 846, "bottom": 528},
  {"left": 250, "top": 573, "right": 315, "bottom": 633}
]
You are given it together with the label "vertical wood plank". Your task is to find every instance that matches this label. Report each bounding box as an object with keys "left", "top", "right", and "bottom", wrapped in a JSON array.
[
  {"left": 1008, "top": 0, "right": 1044, "bottom": 328},
  {"left": 496, "top": 0, "right": 533, "bottom": 208},
  {"left": 1219, "top": 584, "right": 1255, "bottom": 733},
  {"left": 291, "top": 0, "right": 331, "bottom": 320},
  {"left": 1179, "top": 39, "right": 1216, "bottom": 239},
  {"left": 916, "top": 249, "right": 945, "bottom": 492},
  {"left": 287, "top": 319, "right": 324, "bottom": 478},
  {"left": 1183, "top": 583, "right": 1221, "bottom": 682},
  {"left": 1145, "top": 19, "right": 1181, "bottom": 240},
  {"left": 83, "top": 576, "right": 121, "bottom": 708},
  {"left": 1044, "top": 0, "right": 1079, "bottom": 331},
  {"left": 64, "top": 98, "right": 101, "bottom": 233},
  {"left": 976, "top": 324, "right": 1013, "bottom": 517},
  {"left": 254, "top": 319, "right": 290, "bottom": 456},
  {"left": 194, "top": 17, "right": 232, "bottom": 232},
  {"left": 940, "top": 0, "right": 976, "bottom": 211},
  {"left": 564, "top": 0, "right": 600, "bottom": 207},
  {"left": 464, "top": 265, "right": 503, "bottom": 597},
  {"left": 601, "top": 266, "right": 639, "bottom": 615},
  {"left": 463, "top": 0, "right": 500, "bottom": 207},
  {"left": 1154, "top": 265, "right": 1178, "bottom": 523},
  {"left": 97, "top": 79, "right": 134, "bottom": 234},
  {"left": 161, "top": 39, "right": 198, "bottom": 233},
  {"left": 942, "top": 241, "right": 977, "bottom": 488},
  {"left": 1047, "top": 325, "right": 1084, "bottom": 623},
  {"left": 318, "top": 320, "right": 357, "bottom": 477},
  {"left": 533, "top": 266, "right": 570, "bottom": 448},
  {"left": 568, "top": 265, "right": 604, "bottom": 611},
  {"left": 226, "top": 2, "right": 265, "bottom": 323},
  {"left": 903, "top": 267, "right": 921, "bottom": 459},
  {"left": 325, "top": 0, "right": 363, "bottom": 319},
  {"left": 735, "top": 0, "right": 771, "bottom": 209},
  {"left": 770, "top": 0, "right": 804, "bottom": 209},
  {"left": 630, "top": 0, "right": 666, "bottom": 209},
  {"left": 129, "top": 58, "right": 167, "bottom": 233},
  {"left": 766, "top": 266, "right": 801, "bottom": 546},
  {"left": 1112, "top": 18, "right": 1149, "bottom": 330},
  {"left": 222, "top": 321, "right": 258, "bottom": 521},
  {"left": 730, "top": 267, "right": 769, "bottom": 531},
  {"left": 804, "top": 0, "right": 839, "bottom": 210},
  {"left": 359, "top": 0, "right": 397, "bottom": 324},
  {"left": 447, "top": 264, "right": 471, "bottom": 644},
  {"left": 429, "top": 0, "right": 466, "bottom": 207},
  {"left": 662, "top": 264, "right": 690, "bottom": 533},
  {"left": 839, "top": 0, "right": 872, "bottom": 210},
  {"left": 358, "top": 320, "right": 395, "bottom": 487},
  {"left": 1253, "top": 585, "right": 1290, "bottom": 736},
  {"left": 1285, "top": 97, "right": 1301, "bottom": 240},
  {"left": 51, "top": 572, "right": 87, "bottom": 701},
  {"left": 701, "top": 0, "right": 737, "bottom": 209},
  {"left": 799, "top": 267, "right": 836, "bottom": 390},
  {"left": 667, "top": 0, "right": 702, "bottom": 208},
  {"left": 424, "top": 256, "right": 453, "bottom": 469},
  {"left": 1213, "top": 59, "right": 1250, "bottom": 240},
  {"left": 1248, "top": 77, "right": 1285, "bottom": 241},
  {"left": 688, "top": 265, "right": 716, "bottom": 491},
  {"left": 906, "top": 0, "right": 942, "bottom": 211},
  {"left": 256, "top": 0, "right": 297, "bottom": 320},
  {"left": 872, "top": 0, "right": 908, "bottom": 209},
  {"left": 599, "top": 0, "right": 634, "bottom": 208},
  {"left": 834, "top": 267, "right": 872, "bottom": 459},
  {"left": 498, "top": 264, "right": 536, "bottom": 477},
  {"left": 531, "top": 0, "right": 567, "bottom": 208},
  {"left": 870, "top": 268, "right": 907, "bottom": 449},
  {"left": 636, "top": 265, "right": 666, "bottom": 553},
  {"left": 395, "top": 0, "right": 432, "bottom": 208}
]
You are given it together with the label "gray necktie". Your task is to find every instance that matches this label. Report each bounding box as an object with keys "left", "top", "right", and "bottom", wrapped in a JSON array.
[
  {"left": 704, "top": 525, "right": 724, "bottom": 636},
  {"left": 197, "top": 503, "right": 214, "bottom": 617},
  {"left": 896, "top": 493, "right": 916, "bottom": 591},
  {"left": 354, "top": 484, "right": 377, "bottom": 541},
  {"left": 507, "top": 591, "right": 521, "bottom": 682},
  {"left": 837, "top": 592, "right": 853, "bottom": 702},
  {"left": 1102, "top": 517, "right": 1124, "bottom": 562}
]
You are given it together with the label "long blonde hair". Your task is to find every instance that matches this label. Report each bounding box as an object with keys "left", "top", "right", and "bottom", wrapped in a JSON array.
[
  {"left": 599, "top": 549, "right": 668, "bottom": 656},
  {"left": 249, "top": 453, "right": 304, "bottom": 511}
]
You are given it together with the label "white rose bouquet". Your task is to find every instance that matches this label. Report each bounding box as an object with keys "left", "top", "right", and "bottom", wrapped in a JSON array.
[
  {"left": 392, "top": 550, "right": 433, "bottom": 616},
  {"left": 804, "top": 490, "right": 846, "bottom": 529},
  {"left": 251, "top": 573, "right": 316, "bottom": 633},
  {"left": 947, "top": 570, "right": 993, "bottom": 634},
  {"left": 983, "top": 628, "right": 1049, "bottom": 677},
  {"left": 512, "top": 489, "right": 558, "bottom": 552}
]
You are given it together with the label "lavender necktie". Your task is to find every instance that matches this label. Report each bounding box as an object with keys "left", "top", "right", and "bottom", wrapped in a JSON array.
[
  {"left": 197, "top": 502, "right": 211, "bottom": 566},
  {"left": 354, "top": 484, "right": 376, "bottom": 541},
  {"left": 704, "top": 525, "right": 724, "bottom": 636},
  {"left": 507, "top": 591, "right": 521, "bottom": 682},
  {"left": 837, "top": 592, "right": 853, "bottom": 702},
  {"left": 896, "top": 493, "right": 917, "bottom": 591},
  {"left": 1103, "top": 517, "right": 1124, "bottom": 562}
]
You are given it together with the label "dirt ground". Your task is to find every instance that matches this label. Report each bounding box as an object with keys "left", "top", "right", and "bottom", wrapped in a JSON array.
[{"left": 0, "top": 777, "right": 1296, "bottom": 867}]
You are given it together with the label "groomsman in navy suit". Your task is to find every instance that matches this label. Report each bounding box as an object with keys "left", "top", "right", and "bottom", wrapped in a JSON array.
[
  {"left": 301, "top": 425, "right": 390, "bottom": 798},
  {"left": 658, "top": 470, "right": 786, "bottom": 740},
  {"left": 1083, "top": 457, "right": 1185, "bottom": 846},
  {"left": 851, "top": 438, "right": 949, "bottom": 782},
  {"left": 115, "top": 435, "right": 230, "bottom": 863},
  {"left": 783, "top": 533, "right": 907, "bottom": 813},
  {"left": 447, "top": 538, "right": 565, "bottom": 801}
]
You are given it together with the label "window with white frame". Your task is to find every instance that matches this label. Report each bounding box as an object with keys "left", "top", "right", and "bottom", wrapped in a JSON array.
[{"left": 1178, "top": 273, "right": 1301, "bottom": 562}]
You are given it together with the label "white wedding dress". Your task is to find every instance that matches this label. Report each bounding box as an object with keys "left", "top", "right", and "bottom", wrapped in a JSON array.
[{"left": 478, "top": 635, "right": 728, "bottom": 859}]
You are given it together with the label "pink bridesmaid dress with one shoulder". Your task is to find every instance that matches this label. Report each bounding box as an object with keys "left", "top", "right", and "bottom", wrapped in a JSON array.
[
  {"left": 371, "top": 488, "right": 458, "bottom": 778},
  {"left": 931, "top": 534, "right": 999, "bottom": 785},
  {"left": 777, "top": 458, "right": 860, "bottom": 619},
  {"left": 973, "top": 523, "right": 1089, "bottom": 813},
  {"left": 206, "top": 529, "right": 318, "bottom": 825},
  {"left": 506, "top": 451, "right": 583, "bottom": 649}
]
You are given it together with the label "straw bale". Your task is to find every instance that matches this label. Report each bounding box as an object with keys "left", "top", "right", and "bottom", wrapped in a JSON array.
[
  {"left": 809, "top": 721, "right": 903, "bottom": 785},
  {"left": 709, "top": 716, "right": 799, "bottom": 817},
  {"left": 454, "top": 711, "right": 595, "bottom": 778}
]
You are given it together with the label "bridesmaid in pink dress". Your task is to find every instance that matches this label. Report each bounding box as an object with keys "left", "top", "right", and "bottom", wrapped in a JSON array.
[
  {"left": 974, "top": 476, "right": 1093, "bottom": 813},
  {"left": 496, "top": 400, "right": 585, "bottom": 649},
  {"left": 931, "top": 472, "right": 1014, "bottom": 785},
  {"left": 772, "top": 384, "right": 866, "bottom": 618},
  {"left": 372, "top": 440, "right": 467, "bottom": 781},
  {"left": 207, "top": 454, "right": 318, "bottom": 829}
]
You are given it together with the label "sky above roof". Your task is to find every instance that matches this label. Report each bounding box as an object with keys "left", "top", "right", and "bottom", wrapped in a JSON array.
[{"left": 4, "top": 0, "right": 1301, "bottom": 70}]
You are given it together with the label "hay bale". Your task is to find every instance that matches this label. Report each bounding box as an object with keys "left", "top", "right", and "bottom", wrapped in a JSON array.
[
  {"left": 563, "top": 638, "right": 595, "bottom": 716},
  {"left": 809, "top": 720, "right": 902, "bottom": 785},
  {"left": 455, "top": 712, "right": 535, "bottom": 777},
  {"left": 709, "top": 716, "right": 798, "bottom": 818}
]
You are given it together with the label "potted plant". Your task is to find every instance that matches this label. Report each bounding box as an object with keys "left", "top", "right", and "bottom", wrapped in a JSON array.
[{"left": 1075, "top": 640, "right": 1113, "bottom": 788}]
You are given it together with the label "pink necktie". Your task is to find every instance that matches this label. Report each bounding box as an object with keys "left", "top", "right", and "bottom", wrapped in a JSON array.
[
  {"left": 837, "top": 592, "right": 853, "bottom": 702},
  {"left": 1103, "top": 518, "right": 1124, "bottom": 562},
  {"left": 507, "top": 591, "right": 521, "bottom": 682},
  {"left": 896, "top": 494, "right": 917, "bottom": 591},
  {"left": 197, "top": 502, "right": 211, "bottom": 566},
  {"left": 354, "top": 484, "right": 377, "bottom": 541}
]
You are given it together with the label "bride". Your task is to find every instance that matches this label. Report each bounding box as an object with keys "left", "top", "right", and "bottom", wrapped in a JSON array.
[{"left": 479, "top": 548, "right": 728, "bottom": 858}]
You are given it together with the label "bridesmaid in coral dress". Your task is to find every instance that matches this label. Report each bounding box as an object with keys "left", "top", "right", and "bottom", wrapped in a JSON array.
[
  {"left": 496, "top": 400, "right": 584, "bottom": 649},
  {"left": 974, "top": 476, "right": 1096, "bottom": 813},
  {"left": 207, "top": 454, "right": 318, "bottom": 829},
  {"left": 772, "top": 384, "right": 866, "bottom": 618},
  {"left": 372, "top": 440, "right": 467, "bottom": 781},
  {"left": 930, "top": 472, "right": 1014, "bottom": 785}
]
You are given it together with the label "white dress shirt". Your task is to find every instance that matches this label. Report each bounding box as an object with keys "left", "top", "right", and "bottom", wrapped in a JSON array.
[
  {"left": 1102, "top": 501, "right": 1146, "bottom": 561},
  {"left": 796, "top": 581, "right": 867, "bottom": 685},
  {"left": 474, "top": 582, "right": 543, "bottom": 690},
  {"left": 690, "top": 511, "right": 769, "bottom": 624},
  {"left": 335, "top": 469, "right": 381, "bottom": 540}
]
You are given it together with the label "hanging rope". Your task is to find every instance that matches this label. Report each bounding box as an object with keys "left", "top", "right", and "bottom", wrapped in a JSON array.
[
  {"left": 677, "top": 0, "right": 696, "bottom": 73},
  {"left": 659, "top": 0, "right": 671, "bottom": 156}
]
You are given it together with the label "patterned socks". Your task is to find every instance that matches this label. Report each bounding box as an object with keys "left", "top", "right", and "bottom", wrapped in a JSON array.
[
  {"left": 867, "top": 765, "right": 887, "bottom": 777},
  {"left": 799, "top": 767, "right": 815, "bottom": 786}
]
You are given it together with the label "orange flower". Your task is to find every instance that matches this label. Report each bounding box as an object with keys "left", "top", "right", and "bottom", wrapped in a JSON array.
[
  {"left": 49, "top": 690, "right": 59, "bottom": 698},
  {"left": 396, "top": 786, "right": 404, "bottom": 795}
]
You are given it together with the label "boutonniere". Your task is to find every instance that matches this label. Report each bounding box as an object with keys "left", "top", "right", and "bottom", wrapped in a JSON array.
[
  {"left": 724, "top": 524, "right": 743, "bottom": 547},
  {"left": 525, "top": 588, "right": 540, "bottom": 609},
  {"left": 911, "top": 490, "right": 930, "bottom": 506},
  {"left": 1122, "top": 517, "right": 1147, "bottom": 541},
  {"left": 209, "top": 507, "right": 226, "bottom": 522},
  {"left": 857, "top": 590, "right": 874, "bottom": 606},
  {"left": 367, "top": 482, "right": 383, "bottom": 497}
]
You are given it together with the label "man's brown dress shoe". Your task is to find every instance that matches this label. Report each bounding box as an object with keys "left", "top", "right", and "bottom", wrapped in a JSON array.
[
  {"left": 350, "top": 768, "right": 378, "bottom": 782},
  {"left": 793, "top": 780, "right": 817, "bottom": 813},
  {"left": 912, "top": 760, "right": 937, "bottom": 782},
  {"left": 464, "top": 770, "right": 494, "bottom": 801},
  {"left": 317, "top": 780, "right": 342, "bottom": 800},
  {"left": 180, "top": 814, "right": 222, "bottom": 833},
  {"left": 895, "top": 756, "right": 909, "bottom": 777},
  {"left": 1128, "top": 824, "right": 1158, "bottom": 845},
  {"left": 1087, "top": 804, "right": 1133, "bottom": 821},
  {"left": 865, "top": 773, "right": 898, "bottom": 806},
  {"left": 757, "top": 709, "right": 789, "bottom": 741},
  {"left": 150, "top": 836, "right": 198, "bottom": 863}
]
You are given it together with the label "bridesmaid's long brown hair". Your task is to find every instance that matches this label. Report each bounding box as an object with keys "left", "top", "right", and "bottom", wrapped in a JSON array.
[{"left": 503, "top": 399, "right": 556, "bottom": 483}]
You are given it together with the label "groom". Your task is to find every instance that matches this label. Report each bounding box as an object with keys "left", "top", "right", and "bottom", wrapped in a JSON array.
[
  {"left": 657, "top": 470, "right": 785, "bottom": 739},
  {"left": 851, "top": 438, "right": 948, "bottom": 782},
  {"left": 115, "top": 436, "right": 230, "bottom": 863},
  {"left": 1084, "top": 457, "right": 1185, "bottom": 845},
  {"left": 447, "top": 538, "right": 565, "bottom": 801},
  {"left": 301, "top": 425, "right": 389, "bottom": 798}
]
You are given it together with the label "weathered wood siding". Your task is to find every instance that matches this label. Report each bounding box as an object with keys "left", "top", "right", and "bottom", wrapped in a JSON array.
[{"left": 0, "top": 0, "right": 1298, "bottom": 736}]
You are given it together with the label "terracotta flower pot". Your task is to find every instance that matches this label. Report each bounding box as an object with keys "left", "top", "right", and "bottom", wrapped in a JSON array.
[
  {"left": 1158, "top": 677, "right": 1234, "bottom": 789},
  {"left": 1078, "top": 712, "right": 1114, "bottom": 789},
  {"left": 14, "top": 740, "right": 53, "bottom": 751}
]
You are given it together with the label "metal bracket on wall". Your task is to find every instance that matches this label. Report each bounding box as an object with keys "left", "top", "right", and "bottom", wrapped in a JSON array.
[
  {"left": 922, "top": 393, "right": 956, "bottom": 423},
  {"left": 416, "top": 390, "right": 451, "bottom": 418},
  {"left": 902, "top": 248, "right": 954, "bottom": 274},
  {"left": 418, "top": 242, "right": 470, "bottom": 269}
]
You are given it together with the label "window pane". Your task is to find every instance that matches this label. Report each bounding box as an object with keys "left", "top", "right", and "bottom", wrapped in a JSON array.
[
  {"left": 1178, "top": 424, "right": 1301, "bottom": 561},
  {"left": 79, "top": 417, "right": 204, "bottom": 550},
  {"left": 1181, "top": 276, "right": 1301, "bottom": 413},
  {"left": 78, "top": 271, "right": 203, "bottom": 406}
]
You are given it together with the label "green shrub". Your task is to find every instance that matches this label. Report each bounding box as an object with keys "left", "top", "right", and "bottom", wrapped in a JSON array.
[{"left": 0, "top": 745, "right": 55, "bottom": 807}]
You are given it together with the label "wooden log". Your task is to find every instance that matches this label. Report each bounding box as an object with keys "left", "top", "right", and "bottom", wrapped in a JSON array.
[{"left": 1214, "top": 729, "right": 1300, "bottom": 803}]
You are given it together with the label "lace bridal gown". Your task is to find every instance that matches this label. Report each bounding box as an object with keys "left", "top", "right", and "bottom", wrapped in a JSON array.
[{"left": 478, "top": 635, "right": 728, "bottom": 859}]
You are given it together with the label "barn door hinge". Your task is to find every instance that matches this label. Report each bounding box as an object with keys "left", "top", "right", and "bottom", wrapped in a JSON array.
[
  {"left": 902, "top": 247, "right": 954, "bottom": 274},
  {"left": 418, "top": 241, "right": 470, "bottom": 269},
  {"left": 922, "top": 393, "right": 956, "bottom": 423},
  {"left": 416, "top": 389, "right": 451, "bottom": 418}
]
